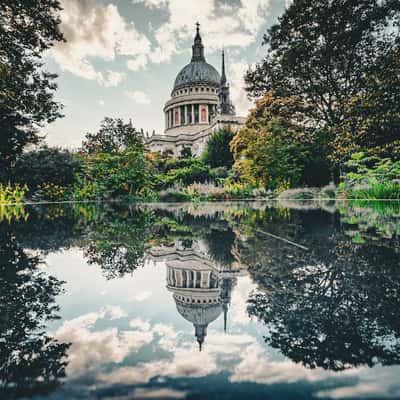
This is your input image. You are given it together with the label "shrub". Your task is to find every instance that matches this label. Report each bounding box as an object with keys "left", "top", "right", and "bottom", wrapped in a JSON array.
[
  {"left": 339, "top": 152, "right": 400, "bottom": 199},
  {"left": 202, "top": 128, "right": 234, "bottom": 168},
  {"left": 75, "top": 150, "right": 151, "bottom": 199}
]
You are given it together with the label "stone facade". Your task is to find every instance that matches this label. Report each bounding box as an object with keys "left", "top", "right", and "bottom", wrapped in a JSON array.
[{"left": 145, "top": 23, "right": 245, "bottom": 157}]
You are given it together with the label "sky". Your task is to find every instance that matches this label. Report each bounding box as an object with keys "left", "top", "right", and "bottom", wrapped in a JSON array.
[{"left": 44, "top": 0, "right": 289, "bottom": 148}]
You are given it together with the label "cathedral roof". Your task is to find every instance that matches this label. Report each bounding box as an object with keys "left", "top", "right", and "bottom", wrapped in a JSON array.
[
  {"left": 173, "top": 23, "right": 220, "bottom": 92},
  {"left": 173, "top": 62, "right": 220, "bottom": 91}
]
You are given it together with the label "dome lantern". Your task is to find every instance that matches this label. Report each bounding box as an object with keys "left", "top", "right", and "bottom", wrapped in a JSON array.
[{"left": 192, "top": 22, "right": 205, "bottom": 62}]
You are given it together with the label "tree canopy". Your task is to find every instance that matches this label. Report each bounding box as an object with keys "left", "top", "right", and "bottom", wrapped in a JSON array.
[
  {"left": 245, "top": 0, "right": 400, "bottom": 164},
  {"left": 0, "top": 0, "right": 64, "bottom": 178}
]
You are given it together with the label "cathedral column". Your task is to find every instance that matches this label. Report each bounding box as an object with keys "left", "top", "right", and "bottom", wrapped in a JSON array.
[
  {"left": 193, "top": 271, "right": 196, "bottom": 288},
  {"left": 191, "top": 104, "right": 195, "bottom": 124}
]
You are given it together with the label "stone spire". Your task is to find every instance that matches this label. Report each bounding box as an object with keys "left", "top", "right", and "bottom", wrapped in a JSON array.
[
  {"left": 221, "top": 49, "right": 227, "bottom": 86},
  {"left": 191, "top": 22, "right": 205, "bottom": 62},
  {"left": 218, "top": 50, "right": 235, "bottom": 115},
  {"left": 195, "top": 324, "right": 207, "bottom": 351}
]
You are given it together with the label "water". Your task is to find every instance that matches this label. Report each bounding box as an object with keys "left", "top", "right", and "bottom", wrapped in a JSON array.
[{"left": 1, "top": 201, "right": 399, "bottom": 400}]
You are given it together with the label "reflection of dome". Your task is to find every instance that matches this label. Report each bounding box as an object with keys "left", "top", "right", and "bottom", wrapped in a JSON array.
[
  {"left": 175, "top": 299, "right": 222, "bottom": 351},
  {"left": 173, "top": 61, "right": 220, "bottom": 92},
  {"left": 175, "top": 299, "right": 222, "bottom": 326}
]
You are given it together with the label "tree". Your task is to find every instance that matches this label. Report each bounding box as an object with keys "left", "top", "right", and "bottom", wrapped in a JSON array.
[
  {"left": 14, "top": 146, "right": 81, "bottom": 190},
  {"left": 202, "top": 128, "right": 234, "bottom": 168},
  {"left": 230, "top": 92, "right": 332, "bottom": 189},
  {"left": 245, "top": 0, "right": 400, "bottom": 163},
  {"left": 81, "top": 118, "right": 144, "bottom": 154},
  {"left": 332, "top": 46, "right": 400, "bottom": 162},
  {"left": 0, "top": 0, "right": 64, "bottom": 179}
]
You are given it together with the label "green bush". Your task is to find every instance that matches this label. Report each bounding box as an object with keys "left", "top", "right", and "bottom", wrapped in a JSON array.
[
  {"left": 202, "top": 128, "right": 234, "bottom": 168},
  {"left": 339, "top": 152, "right": 400, "bottom": 199},
  {"left": 74, "top": 150, "right": 151, "bottom": 199}
]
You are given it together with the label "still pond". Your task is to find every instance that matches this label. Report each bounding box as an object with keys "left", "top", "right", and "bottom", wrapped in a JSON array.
[{"left": 1, "top": 201, "right": 399, "bottom": 399}]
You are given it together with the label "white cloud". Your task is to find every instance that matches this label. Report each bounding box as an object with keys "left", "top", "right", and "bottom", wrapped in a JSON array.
[
  {"left": 51, "top": 0, "right": 151, "bottom": 82},
  {"left": 138, "top": 0, "right": 272, "bottom": 63},
  {"left": 101, "top": 70, "right": 126, "bottom": 88},
  {"left": 127, "top": 54, "right": 149, "bottom": 71},
  {"left": 125, "top": 90, "right": 151, "bottom": 104},
  {"left": 98, "top": 99, "right": 105, "bottom": 106},
  {"left": 229, "top": 61, "right": 253, "bottom": 116}
]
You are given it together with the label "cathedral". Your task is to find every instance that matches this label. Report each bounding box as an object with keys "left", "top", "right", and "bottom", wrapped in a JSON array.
[{"left": 146, "top": 23, "right": 245, "bottom": 157}]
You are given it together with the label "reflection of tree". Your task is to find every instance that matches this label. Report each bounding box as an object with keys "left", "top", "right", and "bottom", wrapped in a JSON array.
[
  {"left": 203, "top": 226, "right": 235, "bottom": 267},
  {"left": 0, "top": 225, "right": 70, "bottom": 398},
  {"left": 82, "top": 206, "right": 154, "bottom": 279},
  {"left": 240, "top": 208, "right": 400, "bottom": 371}
]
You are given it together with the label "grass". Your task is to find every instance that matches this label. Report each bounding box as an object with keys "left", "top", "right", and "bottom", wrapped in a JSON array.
[{"left": 349, "top": 182, "right": 400, "bottom": 200}]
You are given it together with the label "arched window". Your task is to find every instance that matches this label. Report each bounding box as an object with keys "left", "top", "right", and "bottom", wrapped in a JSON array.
[{"left": 201, "top": 106, "right": 207, "bottom": 122}]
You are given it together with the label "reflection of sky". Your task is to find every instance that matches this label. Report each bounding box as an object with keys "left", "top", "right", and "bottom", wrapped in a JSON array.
[{"left": 35, "top": 249, "right": 400, "bottom": 400}]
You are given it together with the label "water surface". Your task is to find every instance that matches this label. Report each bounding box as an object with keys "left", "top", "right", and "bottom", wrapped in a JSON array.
[{"left": 1, "top": 201, "right": 399, "bottom": 399}]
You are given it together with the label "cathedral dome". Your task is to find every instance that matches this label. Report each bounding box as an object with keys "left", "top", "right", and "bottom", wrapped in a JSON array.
[{"left": 173, "top": 61, "right": 220, "bottom": 92}]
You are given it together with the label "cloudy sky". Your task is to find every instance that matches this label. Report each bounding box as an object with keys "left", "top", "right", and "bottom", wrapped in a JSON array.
[{"left": 44, "top": 0, "right": 288, "bottom": 148}]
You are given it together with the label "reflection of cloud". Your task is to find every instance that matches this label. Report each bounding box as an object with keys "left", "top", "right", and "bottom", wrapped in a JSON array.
[
  {"left": 316, "top": 366, "right": 400, "bottom": 399},
  {"left": 131, "top": 388, "right": 187, "bottom": 399},
  {"left": 104, "top": 305, "right": 127, "bottom": 320},
  {"left": 129, "top": 290, "right": 152, "bottom": 302},
  {"left": 229, "top": 276, "right": 257, "bottom": 326},
  {"left": 54, "top": 311, "right": 153, "bottom": 376},
  {"left": 230, "top": 343, "right": 337, "bottom": 385},
  {"left": 129, "top": 318, "right": 151, "bottom": 331},
  {"left": 316, "top": 384, "right": 388, "bottom": 399}
]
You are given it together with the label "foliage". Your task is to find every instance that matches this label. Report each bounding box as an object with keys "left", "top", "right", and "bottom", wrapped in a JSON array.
[
  {"left": 245, "top": 0, "right": 400, "bottom": 167},
  {"left": 13, "top": 146, "right": 81, "bottom": 191},
  {"left": 0, "top": 225, "right": 69, "bottom": 397},
  {"left": 0, "top": 183, "right": 28, "bottom": 204},
  {"left": 231, "top": 93, "right": 332, "bottom": 189},
  {"left": 81, "top": 117, "right": 144, "bottom": 154},
  {"left": 245, "top": 0, "right": 399, "bottom": 129},
  {"left": 339, "top": 152, "right": 400, "bottom": 199},
  {"left": 232, "top": 206, "right": 400, "bottom": 371},
  {"left": 0, "top": 0, "right": 64, "bottom": 178},
  {"left": 35, "top": 183, "right": 66, "bottom": 202},
  {"left": 81, "top": 206, "right": 155, "bottom": 279},
  {"left": 155, "top": 158, "right": 212, "bottom": 189},
  {"left": 179, "top": 147, "right": 192, "bottom": 158},
  {"left": 74, "top": 150, "right": 152, "bottom": 200},
  {"left": 202, "top": 128, "right": 234, "bottom": 168}
]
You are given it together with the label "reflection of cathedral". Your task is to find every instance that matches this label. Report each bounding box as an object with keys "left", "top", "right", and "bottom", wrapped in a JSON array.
[
  {"left": 148, "top": 239, "right": 246, "bottom": 350},
  {"left": 145, "top": 23, "right": 245, "bottom": 157}
]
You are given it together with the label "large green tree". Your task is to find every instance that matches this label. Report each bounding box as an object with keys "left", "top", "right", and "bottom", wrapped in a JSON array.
[
  {"left": 245, "top": 0, "right": 400, "bottom": 162},
  {"left": 230, "top": 92, "right": 332, "bottom": 188},
  {"left": 0, "top": 0, "right": 64, "bottom": 180},
  {"left": 81, "top": 118, "right": 144, "bottom": 154}
]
